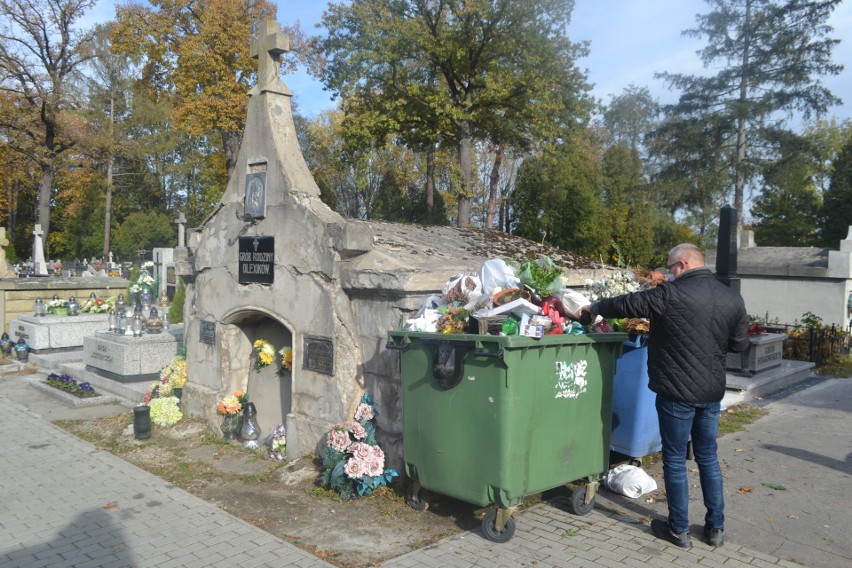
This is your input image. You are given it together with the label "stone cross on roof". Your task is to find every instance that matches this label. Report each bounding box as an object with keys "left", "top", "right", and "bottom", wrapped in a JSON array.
[
  {"left": 175, "top": 211, "right": 187, "bottom": 248},
  {"left": 250, "top": 19, "right": 292, "bottom": 95}
]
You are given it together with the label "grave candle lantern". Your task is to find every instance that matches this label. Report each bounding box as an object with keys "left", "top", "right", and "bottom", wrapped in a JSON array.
[
  {"left": 33, "top": 297, "right": 46, "bottom": 317},
  {"left": 15, "top": 337, "right": 29, "bottom": 361},
  {"left": 67, "top": 296, "right": 79, "bottom": 316},
  {"left": 108, "top": 309, "right": 117, "bottom": 331},
  {"left": 115, "top": 293, "right": 127, "bottom": 312},
  {"left": 131, "top": 314, "right": 144, "bottom": 337},
  {"left": 240, "top": 402, "right": 261, "bottom": 449}
]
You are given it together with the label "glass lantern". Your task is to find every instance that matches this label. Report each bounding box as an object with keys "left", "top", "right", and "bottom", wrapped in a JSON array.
[
  {"left": 159, "top": 290, "right": 170, "bottom": 307},
  {"left": 134, "top": 296, "right": 144, "bottom": 316},
  {"left": 0, "top": 332, "right": 13, "bottom": 355},
  {"left": 33, "top": 297, "right": 47, "bottom": 317},
  {"left": 67, "top": 296, "right": 79, "bottom": 316},
  {"left": 115, "top": 293, "right": 127, "bottom": 312},
  {"left": 131, "top": 314, "right": 144, "bottom": 336},
  {"left": 116, "top": 312, "right": 126, "bottom": 335},
  {"left": 51, "top": 294, "right": 60, "bottom": 302},
  {"left": 88, "top": 292, "right": 98, "bottom": 303},
  {"left": 240, "top": 402, "right": 261, "bottom": 449},
  {"left": 15, "top": 337, "right": 29, "bottom": 361},
  {"left": 140, "top": 288, "right": 152, "bottom": 310},
  {"left": 108, "top": 308, "right": 117, "bottom": 331},
  {"left": 146, "top": 308, "right": 163, "bottom": 334}
]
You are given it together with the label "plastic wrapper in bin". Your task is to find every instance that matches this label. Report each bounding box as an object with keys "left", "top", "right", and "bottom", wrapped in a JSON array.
[{"left": 387, "top": 331, "right": 626, "bottom": 509}]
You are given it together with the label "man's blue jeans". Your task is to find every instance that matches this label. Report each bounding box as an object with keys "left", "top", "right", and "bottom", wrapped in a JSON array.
[{"left": 655, "top": 395, "right": 724, "bottom": 534}]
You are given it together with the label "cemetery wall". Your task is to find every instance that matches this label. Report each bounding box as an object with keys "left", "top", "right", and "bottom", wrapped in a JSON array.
[{"left": 0, "top": 278, "right": 131, "bottom": 334}]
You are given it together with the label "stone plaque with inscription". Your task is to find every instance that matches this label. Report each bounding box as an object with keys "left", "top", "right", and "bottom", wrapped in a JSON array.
[
  {"left": 727, "top": 333, "right": 785, "bottom": 373},
  {"left": 238, "top": 236, "right": 274, "bottom": 284},
  {"left": 303, "top": 336, "right": 334, "bottom": 375},
  {"left": 199, "top": 320, "right": 216, "bottom": 345}
]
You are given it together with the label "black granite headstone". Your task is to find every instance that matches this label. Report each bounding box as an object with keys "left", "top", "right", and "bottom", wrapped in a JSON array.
[{"left": 716, "top": 204, "right": 740, "bottom": 291}]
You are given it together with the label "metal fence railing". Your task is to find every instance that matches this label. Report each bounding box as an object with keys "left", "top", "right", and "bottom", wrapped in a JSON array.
[{"left": 763, "top": 323, "right": 852, "bottom": 365}]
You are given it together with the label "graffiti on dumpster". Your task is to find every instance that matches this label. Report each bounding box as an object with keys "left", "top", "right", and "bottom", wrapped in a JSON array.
[{"left": 554, "top": 359, "right": 588, "bottom": 399}]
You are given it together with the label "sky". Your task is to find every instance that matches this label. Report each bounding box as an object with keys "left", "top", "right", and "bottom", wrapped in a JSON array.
[{"left": 85, "top": 0, "right": 852, "bottom": 122}]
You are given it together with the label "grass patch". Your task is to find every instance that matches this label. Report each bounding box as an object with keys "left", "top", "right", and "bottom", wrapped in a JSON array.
[
  {"left": 816, "top": 355, "right": 852, "bottom": 378},
  {"left": 719, "top": 404, "right": 767, "bottom": 435}
]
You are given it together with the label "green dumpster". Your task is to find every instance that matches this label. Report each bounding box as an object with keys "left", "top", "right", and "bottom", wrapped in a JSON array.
[{"left": 387, "top": 330, "right": 626, "bottom": 542}]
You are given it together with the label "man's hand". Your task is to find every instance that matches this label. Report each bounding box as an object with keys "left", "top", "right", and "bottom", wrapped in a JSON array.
[{"left": 577, "top": 304, "right": 596, "bottom": 326}]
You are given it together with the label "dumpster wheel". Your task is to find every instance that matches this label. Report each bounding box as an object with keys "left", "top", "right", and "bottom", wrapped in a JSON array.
[
  {"left": 568, "top": 483, "right": 597, "bottom": 516},
  {"left": 405, "top": 482, "right": 430, "bottom": 511},
  {"left": 482, "top": 509, "right": 516, "bottom": 543}
]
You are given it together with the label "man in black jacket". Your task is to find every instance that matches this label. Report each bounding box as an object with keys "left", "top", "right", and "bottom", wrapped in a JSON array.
[{"left": 582, "top": 243, "right": 749, "bottom": 549}]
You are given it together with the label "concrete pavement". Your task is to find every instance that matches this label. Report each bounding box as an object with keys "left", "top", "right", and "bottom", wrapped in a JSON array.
[{"left": 2, "top": 363, "right": 848, "bottom": 567}]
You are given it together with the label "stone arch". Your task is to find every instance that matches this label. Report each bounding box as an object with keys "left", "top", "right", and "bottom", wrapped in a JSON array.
[{"left": 220, "top": 307, "right": 294, "bottom": 440}]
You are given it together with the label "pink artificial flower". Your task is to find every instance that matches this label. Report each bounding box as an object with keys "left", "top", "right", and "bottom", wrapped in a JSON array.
[
  {"left": 354, "top": 403, "right": 375, "bottom": 421},
  {"left": 371, "top": 446, "right": 386, "bottom": 469},
  {"left": 327, "top": 428, "right": 351, "bottom": 453},
  {"left": 350, "top": 422, "right": 367, "bottom": 440},
  {"left": 348, "top": 442, "right": 373, "bottom": 460},
  {"left": 344, "top": 457, "right": 367, "bottom": 479},
  {"left": 364, "top": 459, "right": 383, "bottom": 477}
]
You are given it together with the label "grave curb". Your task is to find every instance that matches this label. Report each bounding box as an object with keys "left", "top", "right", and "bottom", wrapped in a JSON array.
[{"left": 28, "top": 377, "right": 118, "bottom": 408}]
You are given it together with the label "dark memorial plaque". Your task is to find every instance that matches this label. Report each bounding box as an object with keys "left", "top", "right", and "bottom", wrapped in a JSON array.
[
  {"left": 199, "top": 320, "right": 216, "bottom": 345},
  {"left": 239, "top": 236, "right": 274, "bottom": 284},
  {"left": 303, "top": 336, "right": 334, "bottom": 375},
  {"left": 244, "top": 172, "right": 266, "bottom": 219}
]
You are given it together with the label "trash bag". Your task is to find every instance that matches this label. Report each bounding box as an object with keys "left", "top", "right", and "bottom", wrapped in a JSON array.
[
  {"left": 443, "top": 273, "right": 482, "bottom": 302},
  {"left": 604, "top": 464, "right": 657, "bottom": 498},
  {"left": 560, "top": 289, "right": 591, "bottom": 320},
  {"left": 518, "top": 257, "right": 562, "bottom": 297},
  {"left": 478, "top": 259, "right": 519, "bottom": 296}
]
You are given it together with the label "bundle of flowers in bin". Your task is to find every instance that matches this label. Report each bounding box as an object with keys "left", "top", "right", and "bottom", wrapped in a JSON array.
[
  {"left": 318, "top": 394, "right": 398, "bottom": 499},
  {"left": 582, "top": 269, "right": 664, "bottom": 336}
]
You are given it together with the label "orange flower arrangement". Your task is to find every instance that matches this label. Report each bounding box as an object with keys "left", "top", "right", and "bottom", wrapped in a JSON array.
[{"left": 217, "top": 390, "right": 248, "bottom": 415}]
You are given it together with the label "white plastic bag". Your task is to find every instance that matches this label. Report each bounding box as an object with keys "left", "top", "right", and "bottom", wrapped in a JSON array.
[
  {"left": 443, "top": 273, "right": 482, "bottom": 301},
  {"left": 478, "top": 259, "right": 519, "bottom": 296},
  {"left": 604, "top": 464, "right": 657, "bottom": 498},
  {"left": 560, "top": 289, "right": 591, "bottom": 319}
]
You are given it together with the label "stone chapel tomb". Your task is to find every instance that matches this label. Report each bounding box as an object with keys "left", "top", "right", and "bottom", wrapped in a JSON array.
[{"left": 177, "top": 20, "right": 607, "bottom": 463}]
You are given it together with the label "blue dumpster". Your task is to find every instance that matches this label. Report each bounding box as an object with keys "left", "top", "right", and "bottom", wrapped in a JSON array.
[{"left": 610, "top": 335, "right": 661, "bottom": 460}]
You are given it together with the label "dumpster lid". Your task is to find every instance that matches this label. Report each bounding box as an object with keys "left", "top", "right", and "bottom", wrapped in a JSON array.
[{"left": 387, "top": 330, "right": 628, "bottom": 348}]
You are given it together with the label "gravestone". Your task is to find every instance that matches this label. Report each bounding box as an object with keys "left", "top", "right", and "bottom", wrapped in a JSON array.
[
  {"left": 84, "top": 329, "right": 184, "bottom": 382},
  {"left": 177, "top": 19, "right": 611, "bottom": 463},
  {"left": 32, "top": 225, "right": 47, "bottom": 276},
  {"left": 152, "top": 248, "right": 174, "bottom": 295},
  {"left": 12, "top": 314, "right": 110, "bottom": 351},
  {"left": 726, "top": 333, "right": 785, "bottom": 374}
]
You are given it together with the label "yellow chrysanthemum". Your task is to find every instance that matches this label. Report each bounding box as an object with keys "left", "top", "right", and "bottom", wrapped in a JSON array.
[{"left": 279, "top": 346, "right": 293, "bottom": 371}]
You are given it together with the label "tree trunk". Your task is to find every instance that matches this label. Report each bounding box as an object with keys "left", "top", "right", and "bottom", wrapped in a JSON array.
[
  {"left": 425, "top": 143, "right": 435, "bottom": 225},
  {"left": 8, "top": 179, "right": 18, "bottom": 241},
  {"left": 221, "top": 129, "right": 242, "bottom": 180},
  {"left": 486, "top": 143, "right": 505, "bottom": 229},
  {"left": 38, "top": 165, "right": 54, "bottom": 258},
  {"left": 734, "top": 0, "right": 753, "bottom": 228},
  {"left": 457, "top": 121, "right": 473, "bottom": 227},
  {"left": 104, "top": 94, "right": 115, "bottom": 260}
]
